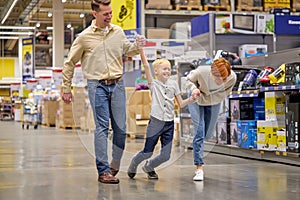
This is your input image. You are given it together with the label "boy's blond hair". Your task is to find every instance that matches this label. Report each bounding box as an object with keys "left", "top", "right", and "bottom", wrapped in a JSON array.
[{"left": 152, "top": 59, "right": 171, "bottom": 70}]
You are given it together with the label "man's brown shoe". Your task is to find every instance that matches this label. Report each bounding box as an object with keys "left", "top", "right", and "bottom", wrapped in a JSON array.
[
  {"left": 110, "top": 168, "right": 119, "bottom": 176},
  {"left": 98, "top": 172, "right": 119, "bottom": 184}
]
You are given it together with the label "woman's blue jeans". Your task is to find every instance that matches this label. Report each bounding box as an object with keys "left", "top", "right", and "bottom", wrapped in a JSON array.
[
  {"left": 188, "top": 102, "right": 221, "bottom": 165},
  {"left": 87, "top": 79, "right": 126, "bottom": 175},
  {"left": 132, "top": 116, "right": 174, "bottom": 169}
]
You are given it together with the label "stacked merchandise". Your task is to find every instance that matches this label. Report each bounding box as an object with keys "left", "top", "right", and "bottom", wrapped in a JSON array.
[{"left": 127, "top": 89, "right": 152, "bottom": 138}]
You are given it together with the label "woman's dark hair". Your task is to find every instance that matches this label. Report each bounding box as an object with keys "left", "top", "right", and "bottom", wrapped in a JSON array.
[{"left": 91, "top": 0, "right": 111, "bottom": 12}]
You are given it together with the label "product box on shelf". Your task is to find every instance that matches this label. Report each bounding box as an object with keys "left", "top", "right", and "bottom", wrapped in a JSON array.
[
  {"left": 286, "top": 102, "right": 300, "bottom": 153},
  {"left": 230, "top": 122, "right": 238, "bottom": 146},
  {"left": 216, "top": 116, "right": 230, "bottom": 145},
  {"left": 230, "top": 98, "right": 254, "bottom": 122},
  {"left": 276, "top": 129, "right": 286, "bottom": 152},
  {"left": 264, "top": 0, "right": 291, "bottom": 12},
  {"left": 264, "top": 91, "right": 286, "bottom": 121},
  {"left": 253, "top": 97, "right": 265, "bottom": 120},
  {"left": 257, "top": 120, "right": 285, "bottom": 151},
  {"left": 237, "top": 120, "right": 257, "bottom": 149},
  {"left": 285, "top": 62, "right": 300, "bottom": 85},
  {"left": 238, "top": 44, "right": 268, "bottom": 58}
]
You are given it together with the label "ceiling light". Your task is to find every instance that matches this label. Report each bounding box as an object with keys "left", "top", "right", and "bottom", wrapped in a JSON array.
[
  {"left": 62, "top": 0, "right": 67, "bottom": 3},
  {"left": 48, "top": 12, "right": 53, "bottom": 17},
  {"left": 0, "top": 36, "right": 19, "bottom": 39},
  {"left": 1, "top": 0, "right": 18, "bottom": 24},
  {"left": 0, "top": 26, "right": 36, "bottom": 30},
  {"left": 0, "top": 31, "right": 33, "bottom": 36},
  {"left": 80, "top": 13, "right": 85, "bottom": 18},
  {"left": 67, "top": 23, "right": 72, "bottom": 29},
  {"left": 36, "top": 22, "right": 41, "bottom": 28},
  {"left": 46, "top": 26, "right": 53, "bottom": 30}
]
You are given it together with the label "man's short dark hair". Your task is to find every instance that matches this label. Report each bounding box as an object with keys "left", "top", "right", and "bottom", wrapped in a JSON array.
[{"left": 91, "top": 0, "right": 111, "bottom": 11}]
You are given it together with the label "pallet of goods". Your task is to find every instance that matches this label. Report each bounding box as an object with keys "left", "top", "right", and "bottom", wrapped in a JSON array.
[
  {"left": 146, "top": 0, "right": 173, "bottom": 9},
  {"left": 264, "top": 0, "right": 291, "bottom": 12},
  {"left": 203, "top": 0, "right": 231, "bottom": 11},
  {"left": 292, "top": 0, "right": 300, "bottom": 12},
  {"left": 236, "top": 0, "right": 264, "bottom": 11},
  {"left": 175, "top": 0, "right": 203, "bottom": 10}
]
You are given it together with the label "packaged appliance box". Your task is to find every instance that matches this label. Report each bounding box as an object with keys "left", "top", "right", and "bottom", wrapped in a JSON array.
[{"left": 239, "top": 44, "right": 268, "bottom": 58}]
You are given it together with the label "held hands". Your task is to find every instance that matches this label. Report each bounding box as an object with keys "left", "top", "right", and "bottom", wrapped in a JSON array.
[
  {"left": 62, "top": 92, "right": 73, "bottom": 104},
  {"left": 189, "top": 88, "right": 200, "bottom": 102},
  {"left": 136, "top": 34, "right": 146, "bottom": 49}
]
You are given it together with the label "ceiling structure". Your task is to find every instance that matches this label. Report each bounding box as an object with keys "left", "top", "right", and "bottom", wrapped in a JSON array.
[
  {"left": 0, "top": 0, "right": 94, "bottom": 56},
  {"left": 0, "top": 0, "right": 93, "bottom": 28}
]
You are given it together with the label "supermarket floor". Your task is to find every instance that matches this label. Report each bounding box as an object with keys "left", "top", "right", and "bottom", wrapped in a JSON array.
[{"left": 0, "top": 121, "right": 299, "bottom": 200}]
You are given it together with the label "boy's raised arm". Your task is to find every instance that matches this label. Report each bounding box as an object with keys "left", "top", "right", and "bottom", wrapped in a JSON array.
[{"left": 139, "top": 49, "right": 153, "bottom": 85}]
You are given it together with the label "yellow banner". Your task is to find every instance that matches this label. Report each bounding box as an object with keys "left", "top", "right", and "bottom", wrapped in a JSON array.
[{"left": 111, "top": 0, "right": 136, "bottom": 30}]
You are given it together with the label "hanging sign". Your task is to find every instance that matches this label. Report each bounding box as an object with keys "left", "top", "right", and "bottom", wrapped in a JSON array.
[{"left": 22, "top": 38, "right": 34, "bottom": 83}]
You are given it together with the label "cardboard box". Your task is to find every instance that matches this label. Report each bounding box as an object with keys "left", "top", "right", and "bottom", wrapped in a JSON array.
[
  {"left": 147, "top": 28, "right": 170, "bottom": 39},
  {"left": 230, "top": 122, "right": 238, "bottom": 146},
  {"left": 239, "top": 44, "right": 268, "bottom": 58},
  {"left": 286, "top": 102, "right": 300, "bottom": 153},
  {"left": 237, "top": 120, "right": 257, "bottom": 149},
  {"left": 257, "top": 120, "right": 285, "bottom": 151},
  {"left": 265, "top": 91, "right": 285, "bottom": 121}
]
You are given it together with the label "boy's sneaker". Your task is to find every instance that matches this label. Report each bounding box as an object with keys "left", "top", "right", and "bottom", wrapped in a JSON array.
[
  {"left": 193, "top": 169, "right": 204, "bottom": 181},
  {"left": 127, "top": 160, "right": 138, "bottom": 179},
  {"left": 142, "top": 161, "right": 158, "bottom": 179}
]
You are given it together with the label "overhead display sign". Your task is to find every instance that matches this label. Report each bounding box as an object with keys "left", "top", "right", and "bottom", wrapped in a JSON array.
[
  {"left": 275, "top": 15, "right": 300, "bottom": 35},
  {"left": 22, "top": 38, "right": 34, "bottom": 83}
]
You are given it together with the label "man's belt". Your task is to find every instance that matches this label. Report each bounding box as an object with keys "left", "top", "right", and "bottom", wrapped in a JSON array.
[{"left": 99, "top": 77, "right": 122, "bottom": 85}]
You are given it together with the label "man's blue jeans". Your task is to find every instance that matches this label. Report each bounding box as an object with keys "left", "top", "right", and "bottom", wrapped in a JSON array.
[
  {"left": 188, "top": 102, "right": 221, "bottom": 165},
  {"left": 87, "top": 79, "right": 126, "bottom": 175},
  {"left": 131, "top": 116, "right": 174, "bottom": 169}
]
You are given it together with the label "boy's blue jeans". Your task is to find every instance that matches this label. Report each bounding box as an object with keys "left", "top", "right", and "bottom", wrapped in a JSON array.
[
  {"left": 132, "top": 116, "right": 174, "bottom": 169},
  {"left": 87, "top": 79, "right": 126, "bottom": 175}
]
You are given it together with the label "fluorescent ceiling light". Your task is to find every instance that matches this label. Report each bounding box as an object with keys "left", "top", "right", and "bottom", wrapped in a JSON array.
[
  {"left": 0, "top": 36, "right": 19, "bottom": 39},
  {"left": 0, "top": 31, "right": 34, "bottom": 36},
  {"left": 0, "top": 26, "right": 36, "bottom": 30},
  {"left": 1, "top": 0, "right": 19, "bottom": 24}
]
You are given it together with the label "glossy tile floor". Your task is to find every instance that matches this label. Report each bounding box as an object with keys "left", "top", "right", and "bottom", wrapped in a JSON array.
[{"left": 0, "top": 121, "right": 299, "bottom": 200}]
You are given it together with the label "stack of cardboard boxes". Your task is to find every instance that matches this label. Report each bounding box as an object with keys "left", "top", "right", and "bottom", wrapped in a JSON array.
[{"left": 127, "top": 88, "right": 151, "bottom": 138}]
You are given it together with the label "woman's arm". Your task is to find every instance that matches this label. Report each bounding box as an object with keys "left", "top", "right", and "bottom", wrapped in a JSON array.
[
  {"left": 175, "top": 94, "right": 198, "bottom": 108},
  {"left": 139, "top": 49, "right": 153, "bottom": 85}
]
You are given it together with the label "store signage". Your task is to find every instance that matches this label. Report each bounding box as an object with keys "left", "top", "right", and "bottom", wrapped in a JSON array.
[
  {"left": 111, "top": 0, "right": 138, "bottom": 30},
  {"left": 22, "top": 38, "right": 34, "bottom": 83},
  {"left": 275, "top": 15, "right": 300, "bottom": 34}
]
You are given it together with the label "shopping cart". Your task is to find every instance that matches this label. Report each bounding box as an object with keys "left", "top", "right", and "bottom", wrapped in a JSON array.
[{"left": 22, "top": 101, "right": 38, "bottom": 129}]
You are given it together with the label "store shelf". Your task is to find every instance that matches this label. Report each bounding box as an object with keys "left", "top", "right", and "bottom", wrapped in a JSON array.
[
  {"left": 204, "top": 142, "right": 300, "bottom": 166},
  {"left": 260, "top": 84, "right": 300, "bottom": 92},
  {"left": 229, "top": 89, "right": 260, "bottom": 98}
]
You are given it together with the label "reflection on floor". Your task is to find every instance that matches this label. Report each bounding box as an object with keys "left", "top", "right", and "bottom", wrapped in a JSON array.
[{"left": 0, "top": 121, "right": 299, "bottom": 200}]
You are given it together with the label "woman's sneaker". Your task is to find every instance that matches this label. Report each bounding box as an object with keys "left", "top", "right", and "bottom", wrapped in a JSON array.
[
  {"left": 127, "top": 160, "right": 138, "bottom": 179},
  {"left": 193, "top": 169, "right": 204, "bottom": 181},
  {"left": 142, "top": 161, "right": 158, "bottom": 179}
]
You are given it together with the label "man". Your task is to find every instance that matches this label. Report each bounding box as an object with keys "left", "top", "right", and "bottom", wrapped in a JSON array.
[{"left": 61, "top": 0, "right": 145, "bottom": 184}]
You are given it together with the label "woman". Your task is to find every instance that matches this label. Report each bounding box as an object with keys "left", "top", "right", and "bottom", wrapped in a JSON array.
[{"left": 186, "top": 58, "right": 237, "bottom": 181}]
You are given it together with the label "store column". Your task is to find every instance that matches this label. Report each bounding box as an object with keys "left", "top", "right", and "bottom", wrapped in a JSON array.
[{"left": 52, "top": 0, "right": 64, "bottom": 68}]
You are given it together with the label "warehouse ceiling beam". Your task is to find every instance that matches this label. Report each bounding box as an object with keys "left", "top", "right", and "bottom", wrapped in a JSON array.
[{"left": 0, "top": 0, "right": 19, "bottom": 24}]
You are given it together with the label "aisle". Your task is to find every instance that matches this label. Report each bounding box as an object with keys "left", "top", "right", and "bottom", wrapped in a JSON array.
[{"left": 0, "top": 121, "right": 299, "bottom": 200}]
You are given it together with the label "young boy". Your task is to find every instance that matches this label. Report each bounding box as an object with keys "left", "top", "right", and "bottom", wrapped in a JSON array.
[{"left": 127, "top": 48, "right": 199, "bottom": 179}]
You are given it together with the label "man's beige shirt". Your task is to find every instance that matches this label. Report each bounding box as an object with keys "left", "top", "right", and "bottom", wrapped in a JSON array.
[{"left": 62, "top": 20, "right": 139, "bottom": 93}]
